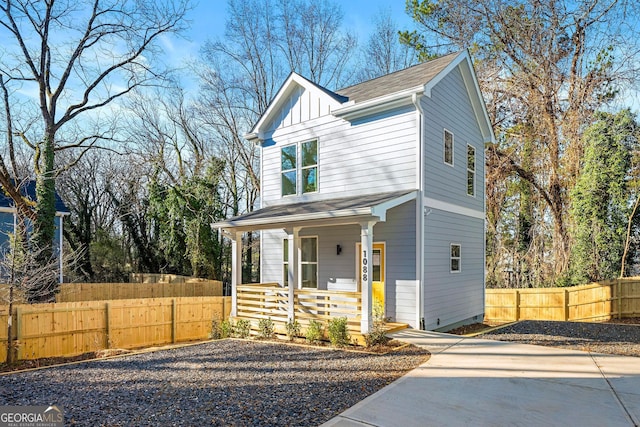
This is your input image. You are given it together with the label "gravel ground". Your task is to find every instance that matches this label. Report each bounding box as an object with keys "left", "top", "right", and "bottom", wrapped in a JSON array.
[
  {"left": 0, "top": 339, "right": 429, "bottom": 426},
  {"left": 478, "top": 320, "right": 640, "bottom": 357}
]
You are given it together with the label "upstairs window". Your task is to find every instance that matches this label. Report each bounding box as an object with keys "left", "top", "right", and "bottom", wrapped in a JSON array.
[
  {"left": 467, "top": 144, "right": 476, "bottom": 196},
  {"left": 444, "top": 129, "right": 454, "bottom": 166},
  {"left": 301, "top": 140, "right": 318, "bottom": 193},
  {"left": 281, "top": 144, "right": 297, "bottom": 196},
  {"left": 281, "top": 139, "right": 318, "bottom": 197}
]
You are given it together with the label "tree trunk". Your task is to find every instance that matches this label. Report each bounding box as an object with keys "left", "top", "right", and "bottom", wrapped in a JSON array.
[{"left": 29, "top": 134, "right": 58, "bottom": 302}]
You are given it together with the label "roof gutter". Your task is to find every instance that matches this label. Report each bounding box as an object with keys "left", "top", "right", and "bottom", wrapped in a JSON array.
[{"left": 333, "top": 85, "right": 425, "bottom": 121}]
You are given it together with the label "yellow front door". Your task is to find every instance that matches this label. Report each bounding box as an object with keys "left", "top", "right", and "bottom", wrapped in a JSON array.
[{"left": 371, "top": 243, "right": 385, "bottom": 312}]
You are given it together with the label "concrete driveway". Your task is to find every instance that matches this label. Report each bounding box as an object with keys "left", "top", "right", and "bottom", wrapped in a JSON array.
[{"left": 323, "top": 329, "right": 640, "bottom": 427}]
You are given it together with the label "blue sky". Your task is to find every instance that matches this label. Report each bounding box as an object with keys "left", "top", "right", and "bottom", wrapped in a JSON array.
[{"left": 164, "top": 0, "right": 415, "bottom": 77}]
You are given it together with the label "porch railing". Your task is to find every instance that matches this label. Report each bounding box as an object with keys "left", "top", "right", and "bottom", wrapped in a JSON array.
[{"left": 236, "top": 284, "right": 361, "bottom": 331}]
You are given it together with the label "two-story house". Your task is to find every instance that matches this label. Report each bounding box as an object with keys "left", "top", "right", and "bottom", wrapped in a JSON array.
[{"left": 214, "top": 50, "right": 495, "bottom": 334}]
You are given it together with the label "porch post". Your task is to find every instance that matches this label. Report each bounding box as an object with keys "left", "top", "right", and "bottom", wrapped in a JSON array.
[
  {"left": 360, "top": 221, "right": 376, "bottom": 334},
  {"left": 286, "top": 227, "right": 300, "bottom": 321},
  {"left": 230, "top": 231, "right": 242, "bottom": 318}
]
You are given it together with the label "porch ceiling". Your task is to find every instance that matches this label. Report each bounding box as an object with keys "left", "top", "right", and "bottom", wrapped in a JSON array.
[{"left": 212, "top": 190, "right": 417, "bottom": 232}]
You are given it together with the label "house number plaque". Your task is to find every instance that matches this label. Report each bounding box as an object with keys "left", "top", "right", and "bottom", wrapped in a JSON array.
[{"left": 362, "top": 250, "right": 368, "bottom": 282}]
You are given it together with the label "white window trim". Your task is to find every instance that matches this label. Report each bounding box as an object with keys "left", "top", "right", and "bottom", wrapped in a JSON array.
[
  {"left": 450, "top": 243, "right": 461, "bottom": 273},
  {"left": 444, "top": 129, "right": 454, "bottom": 167},
  {"left": 299, "top": 235, "right": 318, "bottom": 288},
  {"left": 467, "top": 143, "right": 476, "bottom": 197},
  {"left": 281, "top": 143, "right": 297, "bottom": 197}
]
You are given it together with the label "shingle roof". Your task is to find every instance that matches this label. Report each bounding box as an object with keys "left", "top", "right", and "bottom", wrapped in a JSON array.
[
  {"left": 213, "top": 190, "right": 416, "bottom": 230},
  {"left": 336, "top": 51, "right": 461, "bottom": 103},
  {"left": 0, "top": 180, "right": 69, "bottom": 213}
]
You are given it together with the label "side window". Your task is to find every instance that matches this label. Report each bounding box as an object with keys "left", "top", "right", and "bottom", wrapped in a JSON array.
[
  {"left": 301, "top": 140, "right": 318, "bottom": 193},
  {"left": 444, "top": 129, "right": 454, "bottom": 166},
  {"left": 300, "top": 237, "right": 318, "bottom": 288},
  {"left": 467, "top": 144, "right": 476, "bottom": 196},
  {"left": 450, "top": 244, "right": 461, "bottom": 273},
  {"left": 281, "top": 144, "right": 297, "bottom": 196}
]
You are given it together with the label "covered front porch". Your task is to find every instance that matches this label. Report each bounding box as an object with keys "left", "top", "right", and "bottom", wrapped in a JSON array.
[{"left": 212, "top": 191, "right": 417, "bottom": 335}]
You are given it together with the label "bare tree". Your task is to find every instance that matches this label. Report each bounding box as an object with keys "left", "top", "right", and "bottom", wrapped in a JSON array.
[
  {"left": 356, "top": 8, "right": 418, "bottom": 81},
  {"left": 0, "top": 0, "right": 189, "bottom": 299},
  {"left": 402, "top": 0, "right": 640, "bottom": 284}
]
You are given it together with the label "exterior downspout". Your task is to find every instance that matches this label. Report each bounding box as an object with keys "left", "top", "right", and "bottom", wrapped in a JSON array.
[{"left": 412, "top": 92, "right": 426, "bottom": 330}]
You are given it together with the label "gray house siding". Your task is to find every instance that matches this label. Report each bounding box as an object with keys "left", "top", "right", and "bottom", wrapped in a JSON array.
[
  {"left": 260, "top": 103, "right": 417, "bottom": 206},
  {"left": 260, "top": 201, "right": 418, "bottom": 326},
  {"left": 422, "top": 67, "right": 485, "bottom": 212},
  {"left": 423, "top": 208, "right": 484, "bottom": 330},
  {"left": 371, "top": 200, "right": 417, "bottom": 327}
]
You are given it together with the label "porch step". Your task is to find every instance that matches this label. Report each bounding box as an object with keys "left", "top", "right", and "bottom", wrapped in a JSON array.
[{"left": 383, "top": 322, "right": 409, "bottom": 334}]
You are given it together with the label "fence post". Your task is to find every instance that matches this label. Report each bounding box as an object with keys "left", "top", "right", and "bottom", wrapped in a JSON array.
[
  {"left": 513, "top": 290, "right": 520, "bottom": 321},
  {"left": 15, "top": 307, "right": 22, "bottom": 361},
  {"left": 105, "top": 302, "right": 111, "bottom": 349},
  {"left": 617, "top": 280, "right": 622, "bottom": 320},
  {"left": 563, "top": 289, "right": 569, "bottom": 321},
  {"left": 172, "top": 298, "right": 177, "bottom": 344}
]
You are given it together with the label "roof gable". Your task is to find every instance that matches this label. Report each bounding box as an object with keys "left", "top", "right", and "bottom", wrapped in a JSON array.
[
  {"left": 245, "top": 73, "right": 346, "bottom": 141},
  {"left": 247, "top": 50, "right": 495, "bottom": 144}
]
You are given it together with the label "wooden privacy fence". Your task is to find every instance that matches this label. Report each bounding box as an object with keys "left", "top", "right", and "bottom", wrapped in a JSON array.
[
  {"left": 56, "top": 280, "right": 223, "bottom": 302},
  {"left": 0, "top": 296, "right": 231, "bottom": 363},
  {"left": 485, "top": 278, "right": 640, "bottom": 323},
  {"left": 0, "top": 280, "right": 223, "bottom": 304},
  {"left": 236, "top": 284, "right": 361, "bottom": 335},
  {"left": 129, "top": 273, "right": 214, "bottom": 283}
]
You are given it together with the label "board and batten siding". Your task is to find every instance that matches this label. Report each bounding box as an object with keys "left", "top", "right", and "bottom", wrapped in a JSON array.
[
  {"left": 265, "top": 84, "right": 335, "bottom": 132},
  {"left": 421, "top": 67, "right": 485, "bottom": 212},
  {"left": 423, "top": 209, "right": 484, "bottom": 330},
  {"left": 260, "top": 102, "right": 417, "bottom": 206}
]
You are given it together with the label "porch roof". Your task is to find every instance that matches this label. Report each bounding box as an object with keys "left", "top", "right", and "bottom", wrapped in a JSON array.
[{"left": 213, "top": 190, "right": 417, "bottom": 232}]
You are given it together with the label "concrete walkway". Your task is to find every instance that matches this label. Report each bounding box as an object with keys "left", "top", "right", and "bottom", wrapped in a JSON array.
[{"left": 323, "top": 329, "right": 640, "bottom": 427}]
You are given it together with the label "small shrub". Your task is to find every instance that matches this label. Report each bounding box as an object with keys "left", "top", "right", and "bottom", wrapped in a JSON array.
[
  {"left": 364, "top": 323, "right": 391, "bottom": 348},
  {"left": 285, "top": 319, "right": 301, "bottom": 341},
  {"left": 305, "top": 320, "right": 324, "bottom": 344},
  {"left": 234, "top": 319, "right": 251, "bottom": 338},
  {"left": 258, "top": 317, "right": 275, "bottom": 339},
  {"left": 327, "top": 317, "right": 350, "bottom": 347},
  {"left": 220, "top": 319, "right": 233, "bottom": 338},
  {"left": 210, "top": 319, "right": 222, "bottom": 340}
]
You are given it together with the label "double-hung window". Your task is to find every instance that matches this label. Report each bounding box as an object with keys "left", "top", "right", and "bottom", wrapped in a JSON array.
[
  {"left": 301, "top": 140, "right": 318, "bottom": 193},
  {"left": 281, "top": 144, "right": 297, "bottom": 196},
  {"left": 281, "top": 140, "right": 318, "bottom": 197},
  {"left": 467, "top": 144, "right": 476, "bottom": 196},
  {"left": 450, "top": 244, "right": 461, "bottom": 273}
]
